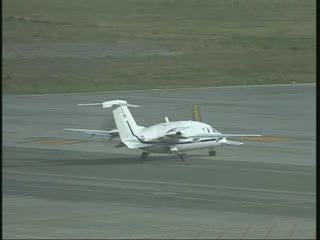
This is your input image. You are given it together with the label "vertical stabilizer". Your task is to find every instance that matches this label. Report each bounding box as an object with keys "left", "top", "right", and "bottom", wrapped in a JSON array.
[
  {"left": 113, "top": 106, "right": 139, "bottom": 140},
  {"left": 112, "top": 105, "right": 145, "bottom": 148},
  {"left": 77, "top": 99, "right": 145, "bottom": 149}
]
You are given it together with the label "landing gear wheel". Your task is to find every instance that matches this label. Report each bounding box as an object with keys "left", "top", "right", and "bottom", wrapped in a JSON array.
[
  {"left": 179, "top": 153, "right": 186, "bottom": 161},
  {"left": 209, "top": 150, "right": 216, "bottom": 156},
  {"left": 141, "top": 152, "right": 149, "bottom": 161}
]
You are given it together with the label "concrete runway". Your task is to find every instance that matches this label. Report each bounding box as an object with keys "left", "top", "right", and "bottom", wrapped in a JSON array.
[{"left": 3, "top": 84, "right": 316, "bottom": 239}]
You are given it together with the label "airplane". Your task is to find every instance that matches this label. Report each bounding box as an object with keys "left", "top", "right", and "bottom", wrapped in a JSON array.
[{"left": 65, "top": 100, "right": 261, "bottom": 161}]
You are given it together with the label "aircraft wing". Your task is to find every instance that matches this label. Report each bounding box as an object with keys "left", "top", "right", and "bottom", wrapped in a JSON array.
[
  {"left": 138, "top": 128, "right": 261, "bottom": 143},
  {"left": 218, "top": 138, "right": 243, "bottom": 146},
  {"left": 64, "top": 128, "right": 120, "bottom": 139},
  {"left": 163, "top": 126, "right": 261, "bottom": 140},
  {"left": 189, "top": 133, "right": 261, "bottom": 138}
]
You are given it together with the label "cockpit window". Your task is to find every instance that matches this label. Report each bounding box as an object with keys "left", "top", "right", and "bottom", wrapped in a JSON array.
[{"left": 211, "top": 127, "right": 218, "bottom": 133}]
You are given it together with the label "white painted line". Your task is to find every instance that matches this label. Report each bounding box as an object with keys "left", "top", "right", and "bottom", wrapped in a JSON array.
[
  {"left": 4, "top": 169, "right": 315, "bottom": 196},
  {"left": 7, "top": 182, "right": 314, "bottom": 210},
  {"left": 4, "top": 82, "right": 315, "bottom": 97},
  {"left": 152, "top": 192, "right": 177, "bottom": 195},
  {"left": 12, "top": 234, "right": 53, "bottom": 239}
]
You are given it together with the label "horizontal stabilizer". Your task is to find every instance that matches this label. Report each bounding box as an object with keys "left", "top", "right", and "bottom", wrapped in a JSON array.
[
  {"left": 77, "top": 100, "right": 140, "bottom": 108},
  {"left": 64, "top": 128, "right": 119, "bottom": 137}
]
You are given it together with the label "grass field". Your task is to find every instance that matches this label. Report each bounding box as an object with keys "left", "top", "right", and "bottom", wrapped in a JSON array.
[{"left": 3, "top": 0, "right": 316, "bottom": 94}]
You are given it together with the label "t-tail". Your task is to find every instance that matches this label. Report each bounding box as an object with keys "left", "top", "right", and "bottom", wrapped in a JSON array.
[{"left": 78, "top": 100, "right": 146, "bottom": 149}]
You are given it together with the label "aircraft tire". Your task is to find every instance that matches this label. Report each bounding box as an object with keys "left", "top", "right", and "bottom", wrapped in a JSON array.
[
  {"left": 141, "top": 152, "right": 149, "bottom": 161},
  {"left": 209, "top": 150, "right": 216, "bottom": 156},
  {"left": 179, "top": 153, "right": 186, "bottom": 161}
]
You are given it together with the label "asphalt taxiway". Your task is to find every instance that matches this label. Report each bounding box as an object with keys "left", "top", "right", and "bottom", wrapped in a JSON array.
[{"left": 3, "top": 83, "right": 316, "bottom": 239}]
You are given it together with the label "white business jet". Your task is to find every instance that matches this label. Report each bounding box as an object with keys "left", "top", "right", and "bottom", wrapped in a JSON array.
[{"left": 65, "top": 100, "right": 261, "bottom": 161}]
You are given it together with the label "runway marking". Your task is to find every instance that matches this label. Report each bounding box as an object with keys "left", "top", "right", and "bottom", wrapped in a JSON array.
[
  {"left": 236, "top": 136, "right": 292, "bottom": 142},
  {"left": 4, "top": 169, "right": 315, "bottom": 196},
  {"left": 5, "top": 175, "right": 313, "bottom": 210},
  {"left": 264, "top": 223, "right": 277, "bottom": 239},
  {"left": 31, "top": 139, "right": 88, "bottom": 145},
  {"left": 288, "top": 223, "right": 298, "bottom": 239},
  {"left": 12, "top": 234, "right": 53, "bottom": 239},
  {"left": 217, "top": 227, "right": 230, "bottom": 239},
  {"left": 240, "top": 224, "right": 252, "bottom": 239},
  {"left": 152, "top": 192, "right": 177, "bottom": 195},
  {"left": 5, "top": 181, "right": 314, "bottom": 211},
  {"left": 195, "top": 227, "right": 207, "bottom": 239},
  {"left": 10, "top": 83, "right": 315, "bottom": 96},
  {"left": 147, "top": 230, "right": 162, "bottom": 239},
  {"left": 3, "top": 131, "right": 17, "bottom": 135},
  {"left": 172, "top": 164, "right": 313, "bottom": 176}
]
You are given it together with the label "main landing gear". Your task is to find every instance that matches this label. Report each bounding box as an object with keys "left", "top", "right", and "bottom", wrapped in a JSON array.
[
  {"left": 141, "top": 151, "right": 186, "bottom": 162},
  {"left": 140, "top": 152, "right": 150, "bottom": 161},
  {"left": 209, "top": 150, "right": 216, "bottom": 156},
  {"left": 178, "top": 153, "right": 186, "bottom": 161},
  {"left": 170, "top": 147, "right": 186, "bottom": 162}
]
